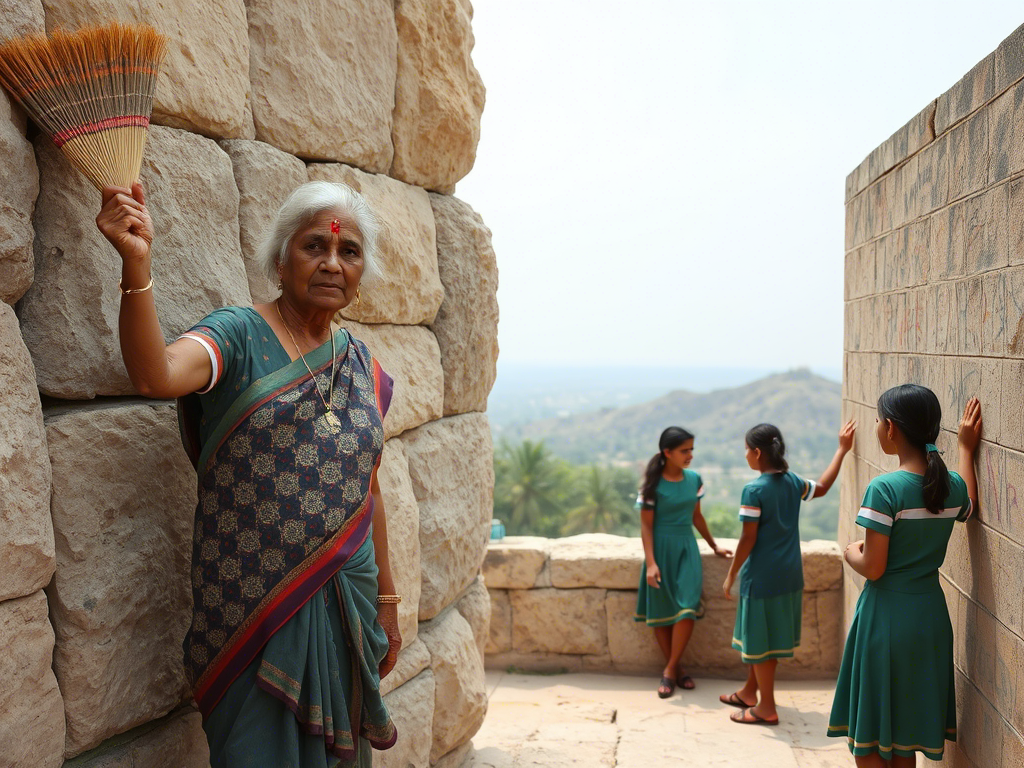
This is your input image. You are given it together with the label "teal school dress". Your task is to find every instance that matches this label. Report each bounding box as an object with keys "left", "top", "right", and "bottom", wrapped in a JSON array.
[
  {"left": 828, "top": 471, "right": 972, "bottom": 762},
  {"left": 635, "top": 470, "right": 706, "bottom": 626},
  {"left": 731, "top": 472, "right": 816, "bottom": 663}
]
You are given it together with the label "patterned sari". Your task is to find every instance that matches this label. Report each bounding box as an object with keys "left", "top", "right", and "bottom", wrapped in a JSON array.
[{"left": 177, "top": 306, "right": 397, "bottom": 765}]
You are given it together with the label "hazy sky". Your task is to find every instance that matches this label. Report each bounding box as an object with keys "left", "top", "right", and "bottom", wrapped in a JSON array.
[{"left": 457, "top": 1, "right": 1023, "bottom": 372}]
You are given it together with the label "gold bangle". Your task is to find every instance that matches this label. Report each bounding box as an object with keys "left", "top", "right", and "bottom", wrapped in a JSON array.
[
  {"left": 119, "top": 277, "right": 154, "bottom": 295},
  {"left": 376, "top": 594, "right": 402, "bottom": 605}
]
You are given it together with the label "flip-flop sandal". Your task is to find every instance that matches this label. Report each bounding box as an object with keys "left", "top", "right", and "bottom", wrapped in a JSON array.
[
  {"left": 719, "top": 691, "right": 753, "bottom": 708},
  {"left": 657, "top": 676, "right": 676, "bottom": 699},
  {"left": 730, "top": 707, "right": 779, "bottom": 726},
  {"left": 676, "top": 674, "right": 695, "bottom": 690}
]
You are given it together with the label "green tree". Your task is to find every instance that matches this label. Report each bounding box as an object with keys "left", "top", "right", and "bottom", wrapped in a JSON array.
[
  {"left": 493, "top": 439, "right": 563, "bottom": 535},
  {"left": 560, "top": 466, "right": 636, "bottom": 536}
]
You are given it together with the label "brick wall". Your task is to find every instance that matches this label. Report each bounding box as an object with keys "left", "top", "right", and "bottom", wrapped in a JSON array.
[{"left": 841, "top": 23, "right": 1024, "bottom": 768}]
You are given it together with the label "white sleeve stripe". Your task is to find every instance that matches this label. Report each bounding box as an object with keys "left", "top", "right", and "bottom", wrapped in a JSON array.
[
  {"left": 181, "top": 334, "right": 219, "bottom": 394},
  {"left": 857, "top": 508, "right": 893, "bottom": 527},
  {"left": 962, "top": 498, "right": 974, "bottom": 520},
  {"left": 804, "top": 480, "right": 817, "bottom": 500},
  {"left": 697, "top": 484, "right": 705, "bottom": 497},
  {"left": 738, "top": 506, "right": 761, "bottom": 518}
]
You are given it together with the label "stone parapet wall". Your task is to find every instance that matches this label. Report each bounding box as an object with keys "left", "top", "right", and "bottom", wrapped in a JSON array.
[
  {"left": 842, "top": 23, "right": 1024, "bottom": 767},
  {"left": 482, "top": 535, "right": 843, "bottom": 679},
  {"left": 0, "top": 2, "right": 495, "bottom": 767}
]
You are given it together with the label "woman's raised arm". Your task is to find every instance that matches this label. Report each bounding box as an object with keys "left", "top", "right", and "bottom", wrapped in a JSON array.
[{"left": 97, "top": 183, "right": 211, "bottom": 398}]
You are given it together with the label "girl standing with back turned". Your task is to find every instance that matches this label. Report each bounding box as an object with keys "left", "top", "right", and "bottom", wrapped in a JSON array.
[
  {"left": 635, "top": 427, "right": 732, "bottom": 697},
  {"left": 828, "top": 387, "right": 981, "bottom": 766},
  {"left": 721, "top": 419, "right": 856, "bottom": 725}
]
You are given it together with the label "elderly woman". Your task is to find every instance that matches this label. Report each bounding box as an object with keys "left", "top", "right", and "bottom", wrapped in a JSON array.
[{"left": 96, "top": 180, "right": 400, "bottom": 767}]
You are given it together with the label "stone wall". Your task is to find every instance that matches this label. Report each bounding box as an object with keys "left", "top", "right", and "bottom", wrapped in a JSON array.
[
  {"left": 483, "top": 535, "right": 843, "bottom": 679},
  {"left": 0, "top": 2, "right": 496, "bottom": 767},
  {"left": 841, "top": 23, "right": 1024, "bottom": 767}
]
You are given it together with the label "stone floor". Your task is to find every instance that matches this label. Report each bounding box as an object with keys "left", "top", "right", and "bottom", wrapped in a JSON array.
[{"left": 469, "top": 670, "right": 926, "bottom": 767}]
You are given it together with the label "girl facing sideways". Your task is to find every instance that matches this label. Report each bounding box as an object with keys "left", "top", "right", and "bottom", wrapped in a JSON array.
[
  {"left": 636, "top": 427, "right": 732, "bottom": 698},
  {"left": 828, "top": 388, "right": 981, "bottom": 766},
  {"left": 721, "top": 419, "right": 856, "bottom": 724}
]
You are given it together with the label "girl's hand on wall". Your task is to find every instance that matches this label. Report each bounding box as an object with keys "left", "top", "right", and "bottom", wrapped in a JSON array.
[
  {"left": 713, "top": 545, "right": 733, "bottom": 559},
  {"left": 958, "top": 397, "right": 983, "bottom": 453},
  {"left": 646, "top": 563, "right": 662, "bottom": 589},
  {"left": 838, "top": 419, "right": 857, "bottom": 453},
  {"left": 723, "top": 571, "right": 736, "bottom": 600}
]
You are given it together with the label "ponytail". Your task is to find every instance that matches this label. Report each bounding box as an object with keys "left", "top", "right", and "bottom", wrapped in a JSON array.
[
  {"left": 878, "top": 384, "right": 950, "bottom": 514},
  {"left": 640, "top": 426, "right": 695, "bottom": 507},
  {"left": 745, "top": 423, "right": 789, "bottom": 472}
]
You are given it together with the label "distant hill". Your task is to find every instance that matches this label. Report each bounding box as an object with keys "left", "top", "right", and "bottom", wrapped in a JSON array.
[{"left": 501, "top": 368, "right": 842, "bottom": 472}]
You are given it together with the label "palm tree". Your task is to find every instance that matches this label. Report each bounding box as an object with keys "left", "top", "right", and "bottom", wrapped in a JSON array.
[
  {"left": 561, "top": 466, "right": 635, "bottom": 535},
  {"left": 494, "top": 440, "right": 562, "bottom": 534}
]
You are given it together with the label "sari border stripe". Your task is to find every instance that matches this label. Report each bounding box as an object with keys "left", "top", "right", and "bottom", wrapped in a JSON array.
[
  {"left": 372, "top": 358, "right": 394, "bottom": 419},
  {"left": 193, "top": 500, "right": 372, "bottom": 716}
]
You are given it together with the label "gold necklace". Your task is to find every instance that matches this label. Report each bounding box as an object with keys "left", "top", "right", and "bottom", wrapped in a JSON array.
[{"left": 275, "top": 301, "right": 341, "bottom": 431}]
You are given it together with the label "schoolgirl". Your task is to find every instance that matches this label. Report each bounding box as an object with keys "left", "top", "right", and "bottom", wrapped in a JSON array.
[
  {"left": 721, "top": 419, "right": 856, "bottom": 724},
  {"left": 828, "top": 387, "right": 981, "bottom": 766},
  {"left": 635, "top": 427, "right": 732, "bottom": 697}
]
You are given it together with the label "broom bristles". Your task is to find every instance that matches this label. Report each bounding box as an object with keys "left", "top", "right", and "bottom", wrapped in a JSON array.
[{"left": 0, "top": 22, "right": 167, "bottom": 190}]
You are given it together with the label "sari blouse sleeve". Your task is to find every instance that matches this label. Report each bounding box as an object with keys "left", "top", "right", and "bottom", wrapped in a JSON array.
[{"left": 179, "top": 307, "right": 250, "bottom": 394}]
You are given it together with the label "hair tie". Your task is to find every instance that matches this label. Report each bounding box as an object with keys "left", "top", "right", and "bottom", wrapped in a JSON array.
[{"left": 924, "top": 443, "right": 939, "bottom": 453}]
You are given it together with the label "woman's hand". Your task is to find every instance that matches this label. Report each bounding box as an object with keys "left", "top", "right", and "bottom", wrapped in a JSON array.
[
  {"left": 377, "top": 602, "right": 401, "bottom": 678},
  {"left": 838, "top": 419, "right": 857, "bottom": 453},
  {"left": 646, "top": 563, "right": 661, "bottom": 589},
  {"left": 723, "top": 571, "right": 736, "bottom": 600},
  {"left": 96, "top": 182, "right": 154, "bottom": 264},
  {"left": 958, "top": 397, "right": 983, "bottom": 453},
  {"left": 713, "top": 545, "right": 733, "bottom": 559}
]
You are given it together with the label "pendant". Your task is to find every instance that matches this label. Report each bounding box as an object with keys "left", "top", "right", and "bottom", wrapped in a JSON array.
[{"left": 325, "top": 411, "right": 342, "bottom": 430}]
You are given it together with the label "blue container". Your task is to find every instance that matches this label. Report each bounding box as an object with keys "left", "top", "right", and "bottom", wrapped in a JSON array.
[{"left": 490, "top": 518, "right": 505, "bottom": 541}]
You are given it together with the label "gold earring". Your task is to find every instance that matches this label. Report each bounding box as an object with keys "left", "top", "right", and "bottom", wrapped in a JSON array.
[{"left": 354, "top": 288, "right": 361, "bottom": 306}]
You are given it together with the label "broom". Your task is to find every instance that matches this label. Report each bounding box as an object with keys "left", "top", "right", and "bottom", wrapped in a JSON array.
[{"left": 0, "top": 22, "right": 167, "bottom": 190}]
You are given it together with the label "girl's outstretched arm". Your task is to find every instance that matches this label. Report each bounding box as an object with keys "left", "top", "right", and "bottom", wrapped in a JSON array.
[
  {"left": 723, "top": 521, "right": 758, "bottom": 599},
  {"left": 958, "top": 397, "right": 983, "bottom": 515},
  {"left": 812, "top": 419, "right": 857, "bottom": 497},
  {"left": 844, "top": 530, "right": 890, "bottom": 581},
  {"left": 692, "top": 501, "right": 733, "bottom": 558}
]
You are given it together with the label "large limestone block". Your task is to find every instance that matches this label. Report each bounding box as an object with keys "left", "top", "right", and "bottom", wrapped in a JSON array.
[
  {"left": 483, "top": 537, "right": 550, "bottom": 589},
  {"left": 220, "top": 139, "right": 308, "bottom": 303},
  {"left": 432, "top": 741, "right": 474, "bottom": 768},
  {"left": 0, "top": 305, "right": 53, "bottom": 601},
  {"left": 391, "top": 0, "right": 485, "bottom": 192},
  {"left": 375, "top": 670, "right": 435, "bottom": 768},
  {"left": 308, "top": 163, "right": 444, "bottom": 325},
  {"left": 0, "top": 591, "right": 64, "bottom": 768},
  {"left": 548, "top": 534, "right": 644, "bottom": 589},
  {"left": 403, "top": 414, "right": 494, "bottom": 620},
  {"left": 377, "top": 438, "right": 421, "bottom": 646},
  {"left": 41, "top": 1, "right": 251, "bottom": 139},
  {"left": 605, "top": 590, "right": 663, "bottom": 673},
  {"left": 46, "top": 402, "right": 196, "bottom": 756},
  {"left": 0, "top": 91, "right": 39, "bottom": 305},
  {"left": 247, "top": 0, "right": 396, "bottom": 171},
  {"left": 67, "top": 708, "right": 211, "bottom": 768},
  {"left": 20, "top": 125, "right": 251, "bottom": 398},
  {"left": 455, "top": 575, "right": 491, "bottom": 658},
  {"left": 380, "top": 637, "right": 431, "bottom": 697},
  {"left": 486, "top": 589, "right": 511, "bottom": 655},
  {"left": 428, "top": 194, "right": 499, "bottom": 415},
  {"left": 420, "top": 609, "right": 487, "bottom": 763},
  {"left": 0, "top": 0, "right": 44, "bottom": 39},
  {"left": 339, "top": 320, "right": 443, "bottom": 439},
  {"left": 510, "top": 588, "right": 607, "bottom": 656},
  {"left": 802, "top": 540, "right": 843, "bottom": 592}
]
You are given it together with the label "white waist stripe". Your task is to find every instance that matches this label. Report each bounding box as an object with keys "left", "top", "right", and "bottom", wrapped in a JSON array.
[
  {"left": 857, "top": 508, "right": 892, "bottom": 527},
  {"left": 180, "top": 333, "right": 219, "bottom": 394}
]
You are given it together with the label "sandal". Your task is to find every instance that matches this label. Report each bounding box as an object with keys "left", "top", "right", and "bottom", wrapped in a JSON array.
[
  {"left": 730, "top": 707, "right": 779, "bottom": 726},
  {"left": 657, "top": 676, "right": 675, "bottom": 698},
  {"left": 719, "top": 691, "right": 754, "bottom": 708},
  {"left": 676, "top": 673, "right": 695, "bottom": 690}
]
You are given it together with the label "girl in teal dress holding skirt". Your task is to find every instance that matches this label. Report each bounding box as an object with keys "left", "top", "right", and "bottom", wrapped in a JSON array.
[
  {"left": 828, "top": 386, "right": 982, "bottom": 766},
  {"left": 636, "top": 427, "right": 732, "bottom": 698},
  {"left": 721, "top": 420, "right": 856, "bottom": 725}
]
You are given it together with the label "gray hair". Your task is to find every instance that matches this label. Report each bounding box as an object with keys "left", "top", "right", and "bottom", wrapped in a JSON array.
[{"left": 256, "top": 181, "right": 383, "bottom": 287}]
